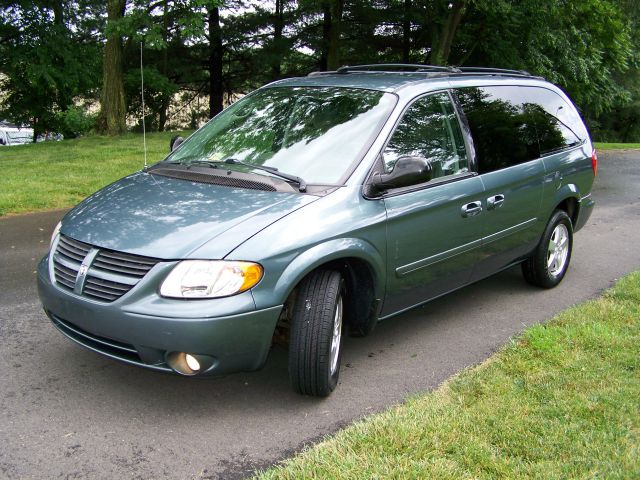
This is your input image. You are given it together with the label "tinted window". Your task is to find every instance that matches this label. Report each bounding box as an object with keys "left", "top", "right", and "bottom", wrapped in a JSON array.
[
  {"left": 383, "top": 92, "right": 469, "bottom": 181},
  {"left": 525, "top": 87, "right": 585, "bottom": 155},
  {"left": 456, "top": 86, "right": 539, "bottom": 173}
]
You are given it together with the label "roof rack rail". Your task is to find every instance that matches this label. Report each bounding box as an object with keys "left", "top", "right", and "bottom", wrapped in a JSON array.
[
  {"left": 307, "top": 70, "right": 339, "bottom": 77},
  {"left": 335, "top": 64, "right": 461, "bottom": 74},
  {"left": 457, "top": 67, "right": 532, "bottom": 76},
  {"left": 306, "top": 64, "right": 539, "bottom": 79}
]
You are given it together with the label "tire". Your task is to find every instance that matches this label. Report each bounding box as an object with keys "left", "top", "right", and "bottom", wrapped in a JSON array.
[
  {"left": 522, "top": 210, "right": 573, "bottom": 288},
  {"left": 288, "top": 269, "right": 344, "bottom": 397}
]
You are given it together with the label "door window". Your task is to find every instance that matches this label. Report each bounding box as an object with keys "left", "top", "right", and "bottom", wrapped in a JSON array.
[{"left": 382, "top": 92, "right": 469, "bottom": 182}]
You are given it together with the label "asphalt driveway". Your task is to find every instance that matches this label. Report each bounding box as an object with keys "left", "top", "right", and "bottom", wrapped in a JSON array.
[{"left": 1, "top": 150, "right": 639, "bottom": 479}]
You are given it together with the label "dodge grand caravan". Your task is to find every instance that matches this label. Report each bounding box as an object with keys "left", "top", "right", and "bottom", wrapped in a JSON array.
[{"left": 38, "top": 64, "right": 596, "bottom": 396}]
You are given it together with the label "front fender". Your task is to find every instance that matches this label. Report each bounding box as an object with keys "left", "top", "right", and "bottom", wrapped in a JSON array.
[{"left": 251, "top": 238, "right": 386, "bottom": 310}]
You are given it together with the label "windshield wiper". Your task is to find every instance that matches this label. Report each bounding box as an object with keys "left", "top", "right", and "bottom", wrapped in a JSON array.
[
  {"left": 164, "top": 158, "right": 307, "bottom": 192},
  {"left": 223, "top": 158, "right": 307, "bottom": 192},
  {"left": 164, "top": 159, "right": 222, "bottom": 169}
]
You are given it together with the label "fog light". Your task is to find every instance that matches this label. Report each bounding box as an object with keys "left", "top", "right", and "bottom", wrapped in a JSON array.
[
  {"left": 165, "top": 352, "right": 216, "bottom": 376},
  {"left": 185, "top": 354, "right": 200, "bottom": 372}
]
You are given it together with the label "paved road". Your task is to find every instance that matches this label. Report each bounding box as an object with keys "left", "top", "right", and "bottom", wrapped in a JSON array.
[{"left": 1, "top": 151, "right": 639, "bottom": 479}]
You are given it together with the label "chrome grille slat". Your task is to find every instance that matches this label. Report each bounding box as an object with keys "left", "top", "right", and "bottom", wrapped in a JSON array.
[
  {"left": 84, "top": 268, "right": 139, "bottom": 286},
  {"left": 85, "top": 278, "right": 131, "bottom": 294},
  {"left": 97, "top": 250, "right": 158, "bottom": 265},
  {"left": 53, "top": 270, "right": 76, "bottom": 290},
  {"left": 57, "top": 240, "right": 89, "bottom": 256},
  {"left": 56, "top": 244, "right": 86, "bottom": 262},
  {"left": 53, "top": 266, "right": 76, "bottom": 282},
  {"left": 92, "top": 261, "right": 150, "bottom": 277},
  {"left": 53, "top": 253, "right": 81, "bottom": 271},
  {"left": 83, "top": 287, "right": 120, "bottom": 301},
  {"left": 53, "top": 260, "right": 78, "bottom": 275},
  {"left": 94, "top": 256, "right": 154, "bottom": 269},
  {"left": 58, "top": 236, "right": 91, "bottom": 253}
]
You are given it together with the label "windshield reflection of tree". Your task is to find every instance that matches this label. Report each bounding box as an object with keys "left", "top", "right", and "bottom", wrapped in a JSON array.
[{"left": 171, "top": 87, "right": 387, "bottom": 183}]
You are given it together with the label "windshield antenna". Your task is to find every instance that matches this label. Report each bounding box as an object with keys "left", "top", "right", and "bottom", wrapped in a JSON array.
[{"left": 140, "top": 41, "right": 148, "bottom": 171}]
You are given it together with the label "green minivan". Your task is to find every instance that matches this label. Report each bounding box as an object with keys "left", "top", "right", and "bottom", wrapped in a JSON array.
[{"left": 38, "top": 65, "right": 596, "bottom": 396}]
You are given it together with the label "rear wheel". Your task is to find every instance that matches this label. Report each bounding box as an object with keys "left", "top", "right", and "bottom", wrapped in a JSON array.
[
  {"left": 522, "top": 210, "right": 573, "bottom": 288},
  {"left": 288, "top": 269, "right": 344, "bottom": 397}
]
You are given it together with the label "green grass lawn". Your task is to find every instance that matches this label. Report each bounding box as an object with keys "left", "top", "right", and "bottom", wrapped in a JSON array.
[
  {"left": 594, "top": 142, "right": 640, "bottom": 150},
  {"left": 0, "top": 134, "right": 637, "bottom": 216},
  {"left": 0, "top": 131, "right": 192, "bottom": 216},
  {"left": 258, "top": 272, "right": 640, "bottom": 479}
]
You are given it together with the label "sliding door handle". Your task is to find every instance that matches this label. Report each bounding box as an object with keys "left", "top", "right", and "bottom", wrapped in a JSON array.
[
  {"left": 461, "top": 201, "right": 483, "bottom": 218},
  {"left": 487, "top": 194, "right": 505, "bottom": 210}
]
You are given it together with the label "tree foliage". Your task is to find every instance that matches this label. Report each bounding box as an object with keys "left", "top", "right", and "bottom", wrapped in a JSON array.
[
  {"left": 0, "top": 1, "right": 101, "bottom": 138},
  {"left": 0, "top": 0, "right": 638, "bottom": 140}
]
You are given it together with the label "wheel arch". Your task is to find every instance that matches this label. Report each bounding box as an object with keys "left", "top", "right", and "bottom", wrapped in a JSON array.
[
  {"left": 552, "top": 186, "right": 580, "bottom": 227},
  {"left": 273, "top": 238, "right": 385, "bottom": 337}
]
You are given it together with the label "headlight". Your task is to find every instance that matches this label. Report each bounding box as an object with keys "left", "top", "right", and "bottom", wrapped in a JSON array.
[
  {"left": 50, "top": 221, "right": 62, "bottom": 248},
  {"left": 160, "top": 260, "right": 263, "bottom": 299}
]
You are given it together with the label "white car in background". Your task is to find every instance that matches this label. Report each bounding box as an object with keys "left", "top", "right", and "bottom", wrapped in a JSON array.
[{"left": 0, "top": 122, "right": 34, "bottom": 146}]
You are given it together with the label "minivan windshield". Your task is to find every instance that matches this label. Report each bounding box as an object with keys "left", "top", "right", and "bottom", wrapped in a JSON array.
[{"left": 166, "top": 86, "right": 396, "bottom": 185}]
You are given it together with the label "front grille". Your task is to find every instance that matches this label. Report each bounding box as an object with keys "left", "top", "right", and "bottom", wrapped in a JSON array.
[{"left": 52, "top": 234, "right": 160, "bottom": 302}]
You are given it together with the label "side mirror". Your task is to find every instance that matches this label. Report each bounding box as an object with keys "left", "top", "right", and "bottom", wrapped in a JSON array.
[
  {"left": 170, "top": 135, "right": 184, "bottom": 152},
  {"left": 369, "top": 155, "right": 433, "bottom": 195}
]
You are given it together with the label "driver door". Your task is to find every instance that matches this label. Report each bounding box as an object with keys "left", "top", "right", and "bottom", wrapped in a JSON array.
[{"left": 381, "top": 91, "right": 485, "bottom": 316}]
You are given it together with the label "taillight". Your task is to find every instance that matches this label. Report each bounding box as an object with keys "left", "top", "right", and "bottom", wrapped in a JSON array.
[{"left": 591, "top": 149, "right": 597, "bottom": 177}]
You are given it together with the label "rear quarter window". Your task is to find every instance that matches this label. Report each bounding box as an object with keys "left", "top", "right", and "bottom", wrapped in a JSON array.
[{"left": 524, "top": 87, "right": 587, "bottom": 155}]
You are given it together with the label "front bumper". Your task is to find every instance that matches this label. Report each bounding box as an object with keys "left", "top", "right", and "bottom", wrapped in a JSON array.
[{"left": 37, "top": 256, "right": 282, "bottom": 375}]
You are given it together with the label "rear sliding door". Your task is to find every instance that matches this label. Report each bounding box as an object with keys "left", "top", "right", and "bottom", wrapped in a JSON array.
[{"left": 455, "top": 86, "right": 546, "bottom": 279}]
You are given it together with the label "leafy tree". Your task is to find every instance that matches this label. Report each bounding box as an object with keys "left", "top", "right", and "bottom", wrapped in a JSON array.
[{"left": 0, "top": 1, "right": 101, "bottom": 139}]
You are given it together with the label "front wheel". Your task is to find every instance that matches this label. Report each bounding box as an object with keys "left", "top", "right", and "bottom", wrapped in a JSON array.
[
  {"left": 522, "top": 210, "right": 573, "bottom": 288},
  {"left": 288, "top": 269, "right": 344, "bottom": 397}
]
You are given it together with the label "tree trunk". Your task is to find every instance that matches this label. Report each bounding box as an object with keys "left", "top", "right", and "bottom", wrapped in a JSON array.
[
  {"left": 52, "top": 1, "right": 64, "bottom": 26},
  {"left": 320, "top": 0, "right": 343, "bottom": 70},
  {"left": 97, "top": 0, "right": 127, "bottom": 135},
  {"left": 159, "top": 0, "right": 170, "bottom": 131},
  {"left": 272, "top": 0, "right": 284, "bottom": 78},
  {"left": 208, "top": 6, "right": 223, "bottom": 118},
  {"left": 326, "top": 0, "right": 344, "bottom": 70},
  {"left": 430, "top": 0, "right": 466, "bottom": 66},
  {"left": 402, "top": 0, "right": 411, "bottom": 63},
  {"left": 319, "top": 3, "right": 331, "bottom": 70}
]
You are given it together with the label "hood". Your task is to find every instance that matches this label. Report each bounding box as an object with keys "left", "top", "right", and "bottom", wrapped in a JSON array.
[{"left": 61, "top": 171, "right": 317, "bottom": 259}]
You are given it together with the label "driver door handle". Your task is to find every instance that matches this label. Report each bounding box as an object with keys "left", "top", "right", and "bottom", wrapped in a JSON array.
[
  {"left": 487, "top": 194, "right": 505, "bottom": 210},
  {"left": 461, "top": 201, "right": 483, "bottom": 218}
]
